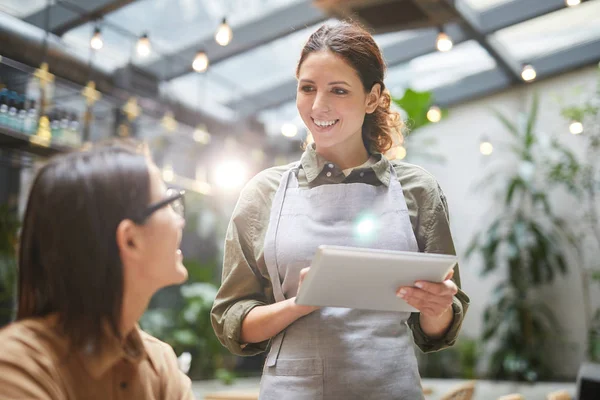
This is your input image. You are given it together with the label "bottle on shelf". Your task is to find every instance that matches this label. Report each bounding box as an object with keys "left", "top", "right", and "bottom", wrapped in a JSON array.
[
  {"left": 7, "top": 92, "right": 18, "bottom": 130},
  {"left": 50, "top": 111, "right": 61, "bottom": 141},
  {"left": 17, "top": 96, "right": 27, "bottom": 132},
  {"left": 68, "top": 113, "right": 81, "bottom": 146},
  {"left": 23, "top": 100, "right": 38, "bottom": 135},
  {"left": 0, "top": 89, "right": 8, "bottom": 127}
]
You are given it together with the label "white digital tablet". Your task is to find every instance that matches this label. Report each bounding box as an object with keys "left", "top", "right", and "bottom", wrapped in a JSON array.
[{"left": 295, "top": 245, "right": 458, "bottom": 312}]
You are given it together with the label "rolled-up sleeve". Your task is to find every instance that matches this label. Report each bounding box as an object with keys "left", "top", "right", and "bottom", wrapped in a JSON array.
[
  {"left": 408, "top": 183, "right": 470, "bottom": 353},
  {"left": 210, "top": 179, "right": 274, "bottom": 356}
]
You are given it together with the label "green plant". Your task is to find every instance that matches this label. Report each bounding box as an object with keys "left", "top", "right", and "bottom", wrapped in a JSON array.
[
  {"left": 466, "top": 93, "right": 577, "bottom": 381},
  {"left": 550, "top": 64, "right": 600, "bottom": 361},
  {"left": 0, "top": 203, "right": 19, "bottom": 326},
  {"left": 416, "top": 337, "right": 478, "bottom": 379},
  {"left": 140, "top": 280, "right": 236, "bottom": 382},
  {"left": 392, "top": 88, "right": 448, "bottom": 163}
]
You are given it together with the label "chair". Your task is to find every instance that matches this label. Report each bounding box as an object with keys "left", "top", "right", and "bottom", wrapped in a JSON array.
[
  {"left": 546, "top": 390, "right": 572, "bottom": 400},
  {"left": 440, "top": 380, "right": 476, "bottom": 400},
  {"left": 497, "top": 394, "right": 525, "bottom": 400}
]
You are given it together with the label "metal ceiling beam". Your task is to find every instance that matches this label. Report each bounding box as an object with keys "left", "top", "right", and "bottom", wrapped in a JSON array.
[
  {"left": 433, "top": 36, "right": 600, "bottom": 106},
  {"left": 24, "top": 0, "right": 139, "bottom": 36},
  {"left": 227, "top": 24, "right": 470, "bottom": 116},
  {"left": 231, "top": 0, "right": 589, "bottom": 117},
  {"left": 143, "top": 1, "right": 327, "bottom": 82},
  {"left": 446, "top": 0, "right": 521, "bottom": 83}
]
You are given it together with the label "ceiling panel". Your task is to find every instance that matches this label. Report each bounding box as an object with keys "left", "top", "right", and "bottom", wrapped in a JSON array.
[
  {"left": 0, "top": 0, "right": 46, "bottom": 19},
  {"left": 492, "top": 1, "right": 600, "bottom": 61}
]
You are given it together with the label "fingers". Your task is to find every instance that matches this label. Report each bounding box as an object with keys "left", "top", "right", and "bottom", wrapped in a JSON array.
[
  {"left": 299, "top": 267, "right": 310, "bottom": 284},
  {"left": 397, "top": 287, "right": 453, "bottom": 317},
  {"left": 444, "top": 268, "right": 455, "bottom": 281},
  {"left": 413, "top": 279, "right": 458, "bottom": 296}
]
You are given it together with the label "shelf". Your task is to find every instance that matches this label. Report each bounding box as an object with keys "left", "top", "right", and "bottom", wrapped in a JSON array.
[{"left": 0, "top": 125, "right": 72, "bottom": 158}]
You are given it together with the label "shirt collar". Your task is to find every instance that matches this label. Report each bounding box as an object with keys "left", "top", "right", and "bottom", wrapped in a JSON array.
[
  {"left": 300, "top": 143, "right": 392, "bottom": 186},
  {"left": 80, "top": 324, "right": 149, "bottom": 379},
  {"left": 41, "top": 314, "right": 150, "bottom": 379}
]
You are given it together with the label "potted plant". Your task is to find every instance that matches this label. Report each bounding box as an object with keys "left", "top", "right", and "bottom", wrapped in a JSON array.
[{"left": 466, "top": 94, "right": 578, "bottom": 381}]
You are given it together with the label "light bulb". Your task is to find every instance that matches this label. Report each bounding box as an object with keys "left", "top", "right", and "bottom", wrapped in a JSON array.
[
  {"left": 90, "top": 28, "right": 103, "bottom": 50},
  {"left": 565, "top": 0, "right": 581, "bottom": 6},
  {"left": 136, "top": 33, "right": 151, "bottom": 57},
  {"left": 192, "top": 51, "right": 209, "bottom": 72},
  {"left": 569, "top": 121, "right": 583, "bottom": 135},
  {"left": 427, "top": 105, "right": 442, "bottom": 123},
  {"left": 436, "top": 32, "right": 453, "bottom": 52},
  {"left": 281, "top": 123, "right": 298, "bottom": 137},
  {"left": 521, "top": 64, "right": 536, "bottom": 82},
  {"left": 162, "top": 164, "right": 174, "bottom": 182},
  {"left": 193, "top": 125, "right": 211, "bottom": 144},
  {"left": 215, "top": 18, "right": 232, "bottom": 46},
  {"left": 480, "top": 141, "right": 493, "bottom": 155},
  {"left": 396, "top": 146, "right": 407, "bottom": 160}
]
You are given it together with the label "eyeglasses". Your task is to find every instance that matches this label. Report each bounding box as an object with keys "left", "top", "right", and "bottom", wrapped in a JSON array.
[{"left": 133, "top": 188, "right": 185, "bottom": 224}]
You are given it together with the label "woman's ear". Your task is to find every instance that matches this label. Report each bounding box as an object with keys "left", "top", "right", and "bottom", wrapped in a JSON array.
[
  {"left": 116, "top": 219, "right": 141, "bottom": 262},
  {"left": 365, "top": 83, "right": 382, "bottom": 114}
]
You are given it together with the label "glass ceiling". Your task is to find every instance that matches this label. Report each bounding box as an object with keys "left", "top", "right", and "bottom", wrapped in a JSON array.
[
  {"left": 2, "top": 0, "right": 599, "bottom": 131},
  {"left": 461, "top": 0, "right": 512, "bottom": 11},
  {"left": 0, "top": 0, "right": 46, "bottom": 18},
  {"left": 493, "top": 0, "right": 600, "bottom": 61}
]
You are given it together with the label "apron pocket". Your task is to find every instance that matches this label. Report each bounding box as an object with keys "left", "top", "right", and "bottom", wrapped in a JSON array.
[{"left": 260, "top": 358, "right": 323, "bottom": 400}]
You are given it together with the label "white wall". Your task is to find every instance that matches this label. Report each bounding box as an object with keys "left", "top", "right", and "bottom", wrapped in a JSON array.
[{"left": 410, "top": 65, "right": 600, "bottom": 378}]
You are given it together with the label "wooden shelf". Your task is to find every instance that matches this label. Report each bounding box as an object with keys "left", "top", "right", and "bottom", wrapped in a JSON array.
[{"left": 0, "top": 125, "right": 72, "bottom": 158}]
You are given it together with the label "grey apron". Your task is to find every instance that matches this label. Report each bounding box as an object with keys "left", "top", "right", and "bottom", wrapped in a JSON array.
[{"left": 260, "top": 163, "right": 424, "bottom": 400}]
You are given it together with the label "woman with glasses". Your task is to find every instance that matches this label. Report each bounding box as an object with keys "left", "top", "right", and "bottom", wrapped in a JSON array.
[{"left": 0, "top": 141, "right": 194, "bottom": 399}]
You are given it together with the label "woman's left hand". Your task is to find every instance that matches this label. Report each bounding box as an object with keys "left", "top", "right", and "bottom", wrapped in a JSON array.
[{"left": 396, "top": 269, "right": 458, "bottom": 318}]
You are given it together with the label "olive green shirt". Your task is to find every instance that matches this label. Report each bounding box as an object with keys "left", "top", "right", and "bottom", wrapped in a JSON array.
[{"left": 211, "top": 144, "right": 470, "bottom": 356}]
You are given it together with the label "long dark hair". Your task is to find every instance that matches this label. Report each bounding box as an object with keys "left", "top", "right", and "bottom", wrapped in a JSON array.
[
  {"left": 17, "top": 140, "right": 151, "bottom": 351},
  {"left": 297, "top": 21, "right": 403, "bottom": 153}
]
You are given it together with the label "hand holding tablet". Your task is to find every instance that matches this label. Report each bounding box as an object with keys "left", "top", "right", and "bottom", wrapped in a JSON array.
[{"left": 295, "top": 245, "right": 458, "bottom": 313}]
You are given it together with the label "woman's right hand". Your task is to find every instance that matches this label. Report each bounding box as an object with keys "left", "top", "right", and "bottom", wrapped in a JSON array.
[{"left": 292, "top": 267, "right": 320, "bottom": 317}]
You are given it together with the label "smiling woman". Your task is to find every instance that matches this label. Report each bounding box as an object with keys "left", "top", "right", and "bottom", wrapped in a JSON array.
[
  {"left": 211, "top": 21, "right": 469, "bottom": 400},
  {"left": 0, "top": 140, "right": 194, "bottom": 400}
]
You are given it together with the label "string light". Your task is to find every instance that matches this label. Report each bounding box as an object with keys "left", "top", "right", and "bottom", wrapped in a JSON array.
[
  {"left": 396, "top": 146, "right": 407, "bottom": 160},
  {"left": 281, "top": 123, "right": 298, "bottom": 137},
  {"left": 193, "top": 125, "right": 211, "bottom": 144},
  {"left": 436, "top": 28, "right": 453, "bottom": 52},
  {"left": 565, "top": 0, "right": 581, "bottom": 6},
  {"left": 90, "top": 27, "right": 103, "bottom": 50},
  {"left": 569, "top": 120, "right": 583, "bottom": 135},
  {"left": 521, "top": 64, "right": 537, "bottom": 82},
  {"left": 162, "top": 164, "right": 174, "bottom": 182},
  {"left": 480, "top": 140, "right": 493, "bottom": 155},
  {"left": 427, "top": 105, "right": 442, "bottom": 123},
  {"left": 215, "top": 18, "right": 233, "bottom": 46},
  {"left": 192, "top": 50, "right": 209, "bottom": 72},
  {"left": 136, "top": 33, "right": 151, "bottom": 57}
]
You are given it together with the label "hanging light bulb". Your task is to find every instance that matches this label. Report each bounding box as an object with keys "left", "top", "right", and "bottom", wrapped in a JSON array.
[
  {"left": 281, "top": 123, "right": 298, "bottom": 138},
  {"left": 569, "top": 120, "right": 583, "bottom": 135},
  {"left": 193, "top": 124, "right": 211, "bottom": 144},
  {"left": 480, "top": 140, "right": 493, "bottom": 155},
  {"left": 426, "top": 105, "right": 442, "bottom": 123},
  {"left": 436, "top": 28, "right": 453, "bottom": 52},
  {"left": 192, "top": 50, "right": 209, "bottom": 72},
  {"left": 162, "top": 164, "right": 174, "bottom": 182},
  {"left": 521, "top": 64, "right": 537, "bottom": 82},
  {"left": 565, "top": 0, "right": 581, "bottom": 6},
  {"left": 90, "top": 27, "right": 103, "bottom": 50},
  {"left": 215, "top": 18, "right": 233, "bottom": 46},
  {"left": 136, "top": 33, "right": 151, "bottom": 57},
  {"left": 396, "top": 146, "right": 407, "bottom": 160}
]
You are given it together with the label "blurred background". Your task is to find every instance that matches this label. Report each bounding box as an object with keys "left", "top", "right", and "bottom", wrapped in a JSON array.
[{"left": 1, "top": 0, "right": 599, "bottom": 399}]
